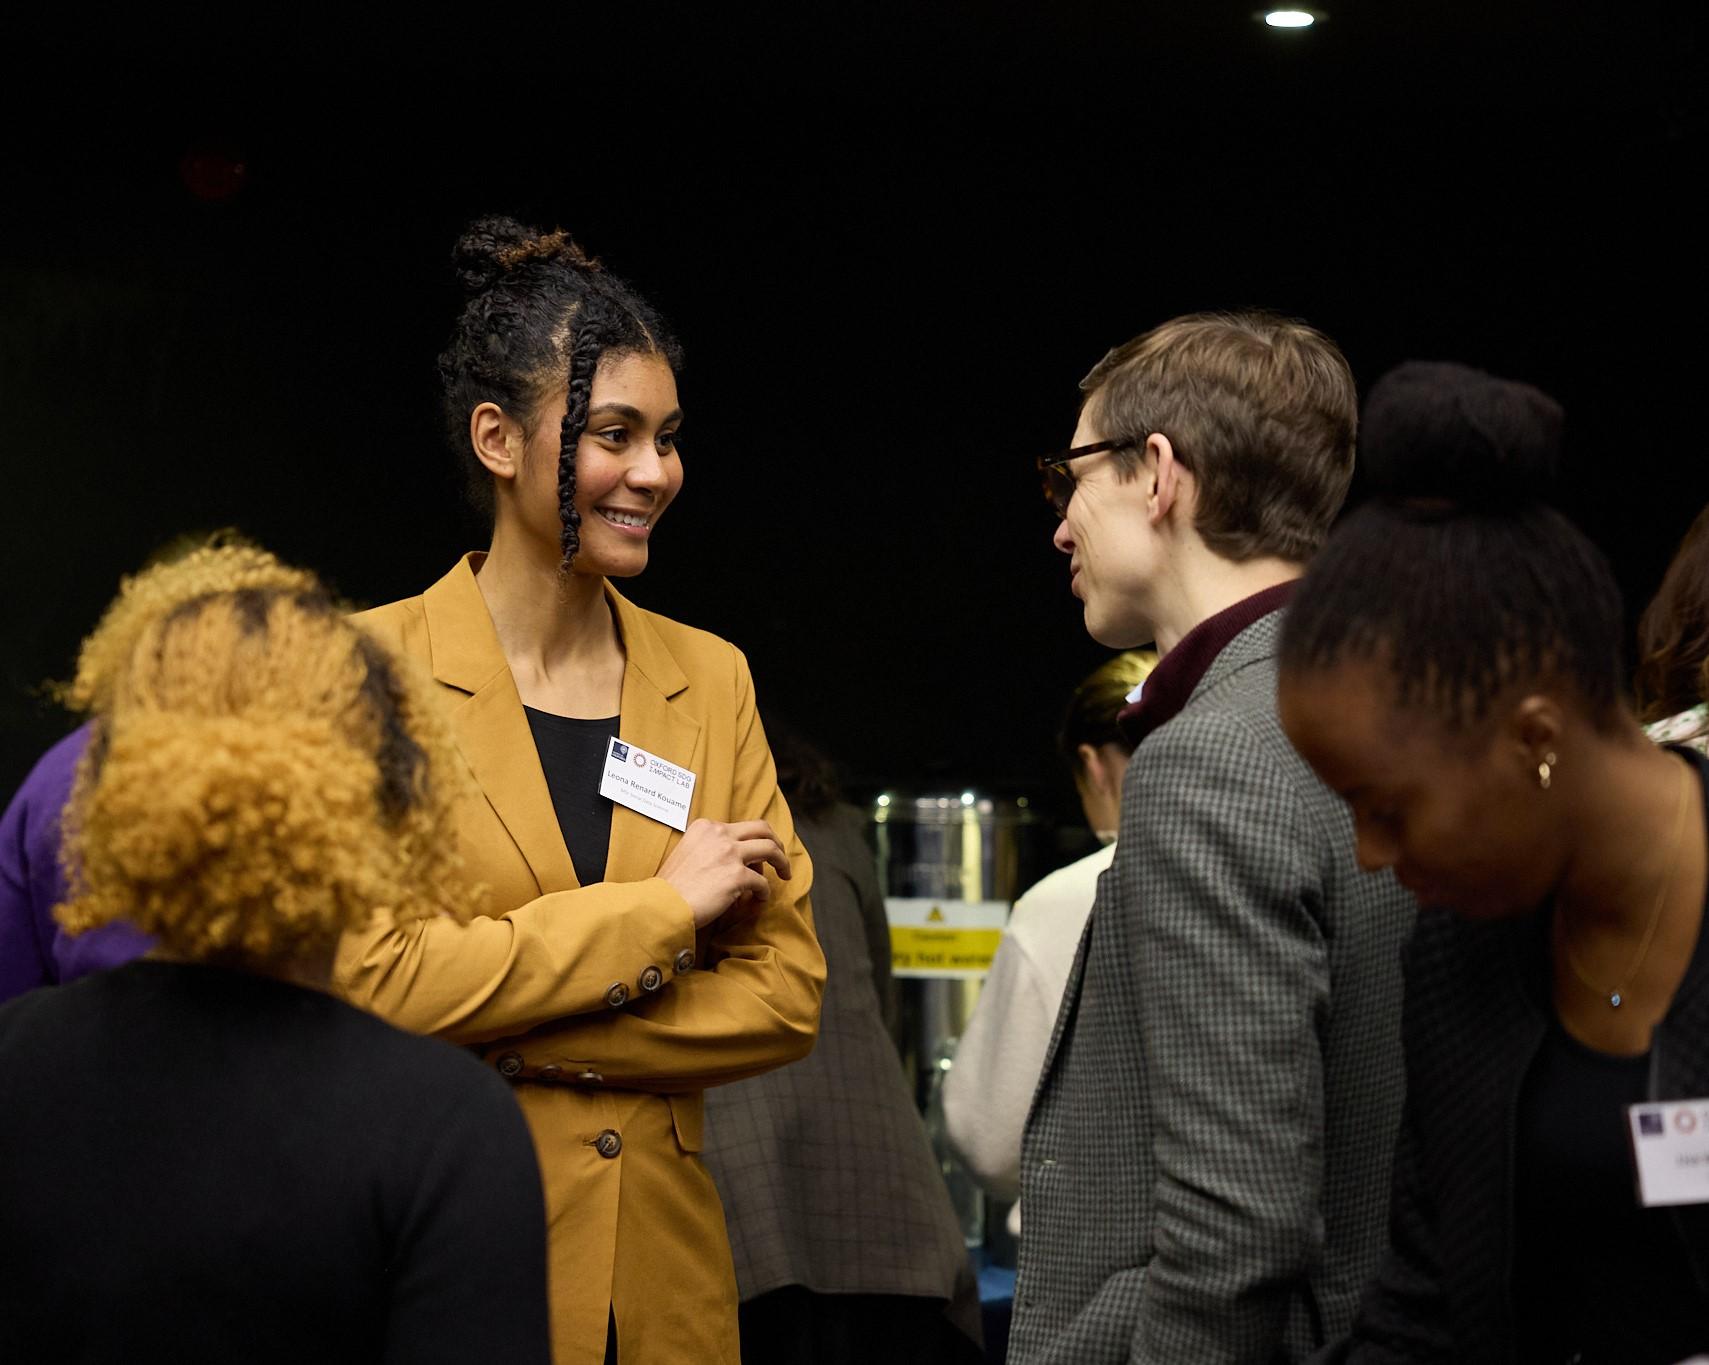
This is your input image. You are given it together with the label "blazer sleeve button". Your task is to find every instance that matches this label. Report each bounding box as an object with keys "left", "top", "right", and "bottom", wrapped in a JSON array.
[
  {"left": 575, "top": 1070, "right": 604, "bottom": 1084},
  {"left": 537, "top": 1065, "right": 563, "bottom": 1082},
  {"left": 495, "top": 1051, "right": 523, "bottom": 1078},
  {"left": 605, "top": 982, "right": 629, "bottom": 1009},
  {"left": 594, "top": 1129, "right": 623, "bottom": 1159},
  {"left": 639, "top": 965, "right": 664, "bottom": 993},
  {"left": 673, "top": 948, "right": 695, "bottom": 974}
]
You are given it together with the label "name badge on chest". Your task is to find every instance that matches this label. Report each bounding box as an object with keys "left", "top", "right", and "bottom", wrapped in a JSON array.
[
  {"left": 1628, "top": 1099, "right": 1709, "bottom": 1206},
  {"left": 599, "top": 738, "right": 697, "bottom": 833}
]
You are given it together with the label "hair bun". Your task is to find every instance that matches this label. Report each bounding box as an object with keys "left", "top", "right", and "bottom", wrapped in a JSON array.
[
  {"left": 1360, "top": 360, "right": 1563, "bottom": 508},
  {"left": 451, "top": 215, "right": 595, "bottom": 294}
]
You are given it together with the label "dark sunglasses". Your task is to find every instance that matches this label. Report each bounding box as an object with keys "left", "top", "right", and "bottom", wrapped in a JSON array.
[{"left": 1035, "top": 439, "right": 1134, "bottom": 518}]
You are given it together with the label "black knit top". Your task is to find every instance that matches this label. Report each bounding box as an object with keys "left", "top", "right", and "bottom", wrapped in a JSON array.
[{"left": 0, "top": 961, "right": 552, "bottom": 1364}]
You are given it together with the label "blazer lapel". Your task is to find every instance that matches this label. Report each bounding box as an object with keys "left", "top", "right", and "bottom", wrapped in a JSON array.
[
  {"left": 423, "top": 556, "right": 578, "bottom": 895},
  {"left": 1184, "top": 608, "right": 1284, "bottom": 710},
  {"left": 604, "top": 584, "right": 702, "bottom": 885},
  {"left": 454, "top": 673, "right": 581, "bottom": 893}
]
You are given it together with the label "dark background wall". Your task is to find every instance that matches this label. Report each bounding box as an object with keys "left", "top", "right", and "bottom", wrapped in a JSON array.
[{"left": 2, "top": 3, "right": 1702, "bottom": 823}]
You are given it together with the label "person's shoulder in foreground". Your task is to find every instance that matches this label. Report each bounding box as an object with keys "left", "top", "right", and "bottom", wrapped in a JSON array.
[{"left": 0, "top": 959, "right": 551, "bottom": 1365}]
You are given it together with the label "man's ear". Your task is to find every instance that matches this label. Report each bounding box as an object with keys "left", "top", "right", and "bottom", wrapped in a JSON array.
[
  {"left": 470, "top": 402, "right": 525, "bottom": 483},
  {"left": 1147, "top": 432, "right": 1187, "bottom": 526}
]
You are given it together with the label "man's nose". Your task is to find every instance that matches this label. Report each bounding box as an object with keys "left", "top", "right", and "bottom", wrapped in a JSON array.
[{"left": 1052, "top": 519, "right": 1075, "bottom": 555}]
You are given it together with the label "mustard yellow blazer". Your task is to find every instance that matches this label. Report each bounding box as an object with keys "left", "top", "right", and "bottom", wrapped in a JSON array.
[{"left": 337, "top": 554, "right": 826, "bottom": 1365}]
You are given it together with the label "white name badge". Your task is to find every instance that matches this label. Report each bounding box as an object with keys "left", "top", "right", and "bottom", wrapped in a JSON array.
[
  {"left": 1627, "top": 1099, "right": 1709, "bottom": 1206},
  {"left": 598, "top": 738, "right": 697, "bottom": 832}
]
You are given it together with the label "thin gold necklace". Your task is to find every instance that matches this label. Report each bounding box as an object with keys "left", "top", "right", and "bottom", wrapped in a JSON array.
[{"left": 1559, "top": 763, "right": 1691, "bottom": 1010}]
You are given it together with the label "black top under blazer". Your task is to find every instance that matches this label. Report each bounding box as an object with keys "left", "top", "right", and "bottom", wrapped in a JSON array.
[{"left": 1009, "top": 609, "right": 1418, "bottom": 1364}]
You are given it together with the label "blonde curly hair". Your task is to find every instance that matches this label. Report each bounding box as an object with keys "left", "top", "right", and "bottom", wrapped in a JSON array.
[{"left": 58, "top": 541, "right": 473, "bottom": 968}]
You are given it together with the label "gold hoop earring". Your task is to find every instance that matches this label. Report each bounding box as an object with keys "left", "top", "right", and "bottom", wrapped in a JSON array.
[{"left": 1537, "top": 751, "right": 1557, "bottom": 791}]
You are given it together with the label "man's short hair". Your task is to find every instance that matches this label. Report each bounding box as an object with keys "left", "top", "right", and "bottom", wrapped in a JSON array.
[{"left": 1080, "top": 310, "right": 1357, "bottom": 563}]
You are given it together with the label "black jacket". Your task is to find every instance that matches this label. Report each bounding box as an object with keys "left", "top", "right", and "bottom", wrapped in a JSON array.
[{"left": 1324, "top": 750, "right": 1709, "bottom": 1364}]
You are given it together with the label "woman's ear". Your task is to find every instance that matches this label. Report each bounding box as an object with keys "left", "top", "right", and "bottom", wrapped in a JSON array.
[
  {"left": 470, "top": 402, "right": 524, "bottom": 482},
  {"left": 1508, "top": 692, "right": 1566, "bottom": 780},
  {"left": 1076, "top": 742, "right": 1106, "bottom": 795}
]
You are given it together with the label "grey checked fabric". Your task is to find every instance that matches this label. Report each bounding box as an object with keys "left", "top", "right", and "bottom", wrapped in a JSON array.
[
  {"left": 701, "top": 804, "right": 979, "bottom": 1340},
  {"left": 1009, "top": 610, "right": 1416, "bottom": 1364}
]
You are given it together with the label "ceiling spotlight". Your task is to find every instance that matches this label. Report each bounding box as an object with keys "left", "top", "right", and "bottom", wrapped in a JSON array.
[{"left": 1263, "top": 9, "right": 1319, "bottom": 27}]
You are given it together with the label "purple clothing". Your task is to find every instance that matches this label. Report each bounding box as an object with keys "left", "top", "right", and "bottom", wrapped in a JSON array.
[{"left": 0, "top": 725, "right": 151, "bottom": 1002}]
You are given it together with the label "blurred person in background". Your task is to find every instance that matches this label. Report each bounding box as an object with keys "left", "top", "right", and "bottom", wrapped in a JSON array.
[
  {"left": 1280, "top": 362, "right": 1709, "bottom": 1364},
  {"left": 0, "top": 541, "right": 551, "bottom": 1364},
  {"left": 943, "top": 649, "right": 1157, "bottom": 1233},
  {"left": 1636, "top": 503, "right": 1709, "bottom": 755},
  {"left": 701, "top": 717, "right": 982, "bottom": 1365}
]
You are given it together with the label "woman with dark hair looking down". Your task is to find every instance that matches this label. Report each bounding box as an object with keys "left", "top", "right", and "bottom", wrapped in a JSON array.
[
  {"left": 1277, "top": 362, "right": 1709, "bottom": 1363},
  {"left": 335, "top": 218, "right": 825, "bottom": 1365}
]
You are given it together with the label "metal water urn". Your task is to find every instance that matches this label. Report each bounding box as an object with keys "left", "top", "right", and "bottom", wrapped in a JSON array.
[{"left": 870, "top": 790, "right": 1046, "bottom": 1249}]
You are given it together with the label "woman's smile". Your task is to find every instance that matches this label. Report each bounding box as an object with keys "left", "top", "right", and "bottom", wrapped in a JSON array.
[{"left": 593, "top": 505, "right": 655, "bottom": 536}]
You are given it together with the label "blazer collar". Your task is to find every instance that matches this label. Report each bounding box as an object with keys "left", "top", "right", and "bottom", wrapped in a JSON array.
[
  {"left": 420, "top": 553, "right": 699, "bottom": 893},
  {"left": 1183, "top": 593, "right": 1290, "bottom": 711},
  {"left": 1117, "top": 583, "right": 1293, "bottom": 747},
  {"left": 420, "top": 553, "right": 690, "bottom": 701}
]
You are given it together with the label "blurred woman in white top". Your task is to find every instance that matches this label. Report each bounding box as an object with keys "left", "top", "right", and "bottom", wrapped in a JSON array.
[{"left": 943, "top": 650, "right": 1157, "bottom": 1229}]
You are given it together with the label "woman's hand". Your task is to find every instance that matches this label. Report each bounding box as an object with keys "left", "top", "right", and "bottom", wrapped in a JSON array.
[{"left": 659, "top": 819, "right": 792, "bottom": 929}]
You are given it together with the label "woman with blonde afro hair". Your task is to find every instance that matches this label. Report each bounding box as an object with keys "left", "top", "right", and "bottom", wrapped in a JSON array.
[
  {"left": 0, "top": 536, "right": 329, "bottom": 995},
  {"left": 57, "top": 540, "right": 468, "bottom": 968},
  {"left": 0, "top": 541, "right": 553, "bottom": 1365}
]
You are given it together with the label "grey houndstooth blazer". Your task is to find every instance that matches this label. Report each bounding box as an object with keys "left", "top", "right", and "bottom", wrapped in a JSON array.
[{"left": 1008, "top": 609, "right": 1416, "bottom": 1364}]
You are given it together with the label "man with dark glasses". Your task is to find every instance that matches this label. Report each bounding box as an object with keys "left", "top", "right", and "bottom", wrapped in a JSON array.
[{"left": 1009, "top": 312, "right": 1416, "bottom": 1364}]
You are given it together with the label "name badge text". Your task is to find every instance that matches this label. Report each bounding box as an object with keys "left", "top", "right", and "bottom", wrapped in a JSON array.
[{"left": 1628, "top": 1099, "right": 1709, "bottom": 1207}]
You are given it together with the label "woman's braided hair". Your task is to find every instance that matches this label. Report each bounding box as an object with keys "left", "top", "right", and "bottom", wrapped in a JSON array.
[{"left": 437, "top": 217, "right": 683, "bottom": 568}]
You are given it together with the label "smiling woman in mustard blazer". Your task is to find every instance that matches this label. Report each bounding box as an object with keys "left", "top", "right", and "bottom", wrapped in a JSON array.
[{"left": 336, "top": 218, "right": 825, "bottom": 1365}]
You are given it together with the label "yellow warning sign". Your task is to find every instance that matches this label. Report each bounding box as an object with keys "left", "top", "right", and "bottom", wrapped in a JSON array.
[{"left": 884, "top": 898, "right": 1008, "bottom": 979}]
